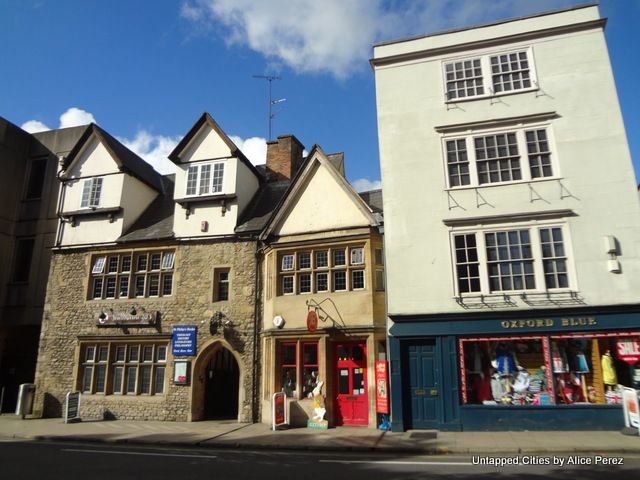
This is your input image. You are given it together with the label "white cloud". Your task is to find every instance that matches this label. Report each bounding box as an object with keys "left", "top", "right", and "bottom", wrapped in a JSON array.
[
  {"left": 229, "top": 135, "right": 268, "bottom": 166},
  {"left": 59, "top": 107, "right": 96, "bottom": 128},
  {"left": 118, "top": 131, "right": 180, "bottom": 175},
  {"left": 180, "top": 0, "right": 573, "bottom": 80},
  {"left": 351, "top": 178, "right": 381, "bottom": 193},
  {"left": 21, "top": 119, "right": 50, "bottom": 133}
]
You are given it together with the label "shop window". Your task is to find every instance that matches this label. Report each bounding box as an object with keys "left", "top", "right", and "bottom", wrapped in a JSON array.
[
  {"left": 278, "top": 341, "right": 319, "bottom": 399},
  {"left": 550, "top": 333, "right": 640, "bottom": 405},
  {"left": 459, "top": 336, "right": 553, "bottom": 406},
  {"left": 459, "top": 332, "right": 640, "bottom": 407},
  {"left": 79, "top": 342, "right": 167, "bottom": 396},
  {"left": 277, "top": 245, "right": 366, "bottom": 295},
  {"left": 89, "top": 250, "right": 175, "bottom": 300}
]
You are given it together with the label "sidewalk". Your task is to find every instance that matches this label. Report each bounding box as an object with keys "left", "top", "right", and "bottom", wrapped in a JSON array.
[{"left": 0, "top": 414, "right": 638, "bottom": 454}]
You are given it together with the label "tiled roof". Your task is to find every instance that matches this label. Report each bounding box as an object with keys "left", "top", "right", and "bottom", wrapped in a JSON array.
[
  {"left": 117, "top": 175, "right": 175, "bottom": 243},
  {"left": 235, "top": 180, "right": 291, "bottom": 234},
  {"left": 359, "top": 189, "right": 383, "bottom": 213}
]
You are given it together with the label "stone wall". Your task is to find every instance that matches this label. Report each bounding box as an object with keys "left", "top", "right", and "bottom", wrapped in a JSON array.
[{"left": 33, "top": 240, "right": 259, "bottom": 422}]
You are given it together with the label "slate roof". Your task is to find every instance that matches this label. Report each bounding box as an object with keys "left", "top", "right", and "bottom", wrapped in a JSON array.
[
  {"left": 359, "top": 189, "right": 383, "bottom": 213},
  {"left": 235, "top": 180, "right": 291, "bottom": 234},
  {"left": 61, "top": 123, "right": 164, "bottom": 193},
  {"left": 117, "top": 175, "right": 175, "bottom": 243}
]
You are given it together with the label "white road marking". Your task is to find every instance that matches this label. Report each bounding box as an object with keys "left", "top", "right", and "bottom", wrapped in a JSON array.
[
  {"left": 61, "top": 448, "right": 217, "bottom": 459},
  {"left": 319, "top": 459, "right": 473, "bottom": 466}
]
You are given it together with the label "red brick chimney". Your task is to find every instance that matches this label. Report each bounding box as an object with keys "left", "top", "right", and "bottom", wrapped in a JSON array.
[{"left": 266, "top": 135, "right": 304, "bottom": 181}]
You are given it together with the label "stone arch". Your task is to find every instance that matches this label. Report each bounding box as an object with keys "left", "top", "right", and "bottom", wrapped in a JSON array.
[{"left": 190, "top": 338, "right": 245, "bottom": 421}]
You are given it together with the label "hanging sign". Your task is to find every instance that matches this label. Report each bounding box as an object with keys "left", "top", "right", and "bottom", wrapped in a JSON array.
[
  {"left": 375, "top": 361, "right": 389, "bottom": 414},
  {"left": 172, "top": 325, "right": 197, "bottom": 356},
  {"left": 307, "top": 311, "right": 318, "bottom": 333},
  {"left": 272, "top": 392, "right": 288, "bottom": 430},
  {"left": 617, "top": 339, "right": 640, "bottom": 364}
]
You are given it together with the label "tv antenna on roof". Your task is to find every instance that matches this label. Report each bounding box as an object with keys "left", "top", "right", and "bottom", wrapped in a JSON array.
[{"left": 253, "top": 75, "right": 286, "bottom": 141}]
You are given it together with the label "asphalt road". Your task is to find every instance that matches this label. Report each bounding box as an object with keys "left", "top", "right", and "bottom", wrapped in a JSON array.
[{"left": 1, "top": 439, "right": 640, "bottom": 479}]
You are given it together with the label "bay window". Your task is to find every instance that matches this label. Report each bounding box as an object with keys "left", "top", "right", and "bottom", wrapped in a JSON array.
[
  {"left": 444, "top": 48, "right": 535, "bottom": 101},
  {"left": 444, "top": 126, "right": 555, "bottom": 188},
  {"left": 453, "top": 225, "right": 572, "bottom": 295}
]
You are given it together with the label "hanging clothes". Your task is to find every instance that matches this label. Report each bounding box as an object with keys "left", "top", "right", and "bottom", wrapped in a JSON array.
[
  {"left": 602, "top": 352, "right": 617, "bottom": 385},
  {"left": 495, "top": 344, "right": 515, "bottom": 376}
]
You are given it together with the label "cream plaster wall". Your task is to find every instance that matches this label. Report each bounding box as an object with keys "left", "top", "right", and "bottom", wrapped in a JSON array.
[
  {"left": 275, "top": 162, "right": 372, "bottom": 236},
  {"left": 65, "top": 138, "right": 119, "bottom": 178},
  {"left": 120, "top": 174, "right": 159, "bottom": 232},
  {"left": 181, "top": 126, "right": 233, "bottom": 162},
  {"left": 374, "top": 6, "right": 640, "bottom": 315},
  {"left": 235, "top": 160, "right": 260, "bottom": 218}
]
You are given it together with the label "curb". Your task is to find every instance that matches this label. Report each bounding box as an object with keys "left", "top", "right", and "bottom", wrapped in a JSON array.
[{"left": 0, "top": 433, "right": 634, "bottom": 456}]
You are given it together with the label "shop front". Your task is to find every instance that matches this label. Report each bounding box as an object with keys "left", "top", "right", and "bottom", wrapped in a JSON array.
[{"left": 388, "top": 308, "right": 640, "bottom": 431}]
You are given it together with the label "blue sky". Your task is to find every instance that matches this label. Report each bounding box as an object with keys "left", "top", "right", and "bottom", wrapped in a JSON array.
[{"left": 2, "top": 0, "right": 638, "bottom": 190}]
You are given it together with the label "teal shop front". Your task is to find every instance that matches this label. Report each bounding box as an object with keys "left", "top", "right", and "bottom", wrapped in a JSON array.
[{"left": 388, "top": 307, "right": 640, "bottom": 432}]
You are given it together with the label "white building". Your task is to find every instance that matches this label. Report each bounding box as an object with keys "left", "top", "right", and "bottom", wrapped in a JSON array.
[{"left": 372, "top": 4, "right": 640, "bottom": 431}]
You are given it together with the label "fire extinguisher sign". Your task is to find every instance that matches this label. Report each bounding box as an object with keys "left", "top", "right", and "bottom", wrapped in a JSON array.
[{"left": 375, "top": 361, "right": 389, "bottom": 414}]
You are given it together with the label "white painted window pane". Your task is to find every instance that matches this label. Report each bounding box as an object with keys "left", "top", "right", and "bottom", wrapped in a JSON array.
[
  {"left": 281, "top": 255, "right": 294, "bottom": 271},
  {"left": 80, "top": 179, "right": 92, "bottom": 207},
  {"left": 92, "top": 256, "right": 106, "bottom": 274},
  {"left": 350, "top": 248, "right": 364, "bottom": 265},
  {"left": 186, "top": 166, "right": 198, "bottom": 196},
  {"left": 199, "top": 164, "right": 211, "bottom": 195},
  {"left": 212, "top": 163, "right": 224, "bottom": 193},
  {"left": 161, "top": 252, "right": 175, "bottom": 269}
]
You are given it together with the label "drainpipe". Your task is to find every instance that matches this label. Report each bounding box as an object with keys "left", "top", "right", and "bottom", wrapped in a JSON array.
[
  {"left": 55, "top": 156, "right": 68, "bottom": 246},
  {"left": 251, "top": 238, "right": 265, "bottom": 423}
]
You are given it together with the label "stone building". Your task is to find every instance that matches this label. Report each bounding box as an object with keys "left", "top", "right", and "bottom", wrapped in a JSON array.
[
  {"left": 33, "top": 114, "right": 278, "bottom": 422},
  {"left": 0, "top": 117, "right": 85, "bottom": 412}
]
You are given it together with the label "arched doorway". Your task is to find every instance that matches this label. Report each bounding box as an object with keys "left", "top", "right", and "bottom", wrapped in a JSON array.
[{"left": 203, "top": 347, "right": 239, "bottom": 419}]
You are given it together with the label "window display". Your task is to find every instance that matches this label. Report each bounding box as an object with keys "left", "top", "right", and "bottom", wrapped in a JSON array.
[
  {"left": 460, "top": 332, "right": 640, "bottom": 407},
  {"left": 460, "top": 336, "right": 553, "bottom": 406}
]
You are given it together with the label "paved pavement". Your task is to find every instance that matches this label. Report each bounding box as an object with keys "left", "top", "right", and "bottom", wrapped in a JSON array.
[{"left": 0, "top": 414, "right": 639, "bottom": 454}]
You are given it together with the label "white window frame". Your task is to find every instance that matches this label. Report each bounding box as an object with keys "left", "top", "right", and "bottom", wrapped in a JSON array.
[
  {"left": 80, "top": 177, "right": 104, "bottom": 208},
  {"left": 442, "top": 46, "right": 538, "bottom": 103},
  {"left": 442, "top": 122, "right": 559, "bottom": 190},
  {"left": 450, "top": 221, "right": 577, "bottom": 297},
  {"left": 184, "top": 161, "right": 225, "bottom": 197}
]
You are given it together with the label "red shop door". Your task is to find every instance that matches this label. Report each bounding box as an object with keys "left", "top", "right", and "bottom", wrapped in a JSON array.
[{"left": 334, "top": 342, "right": 368, "bottom": 426}]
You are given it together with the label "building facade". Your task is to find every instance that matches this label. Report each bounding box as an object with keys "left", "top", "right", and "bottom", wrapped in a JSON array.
[
  {"left": 373, "top": 4, "right": 640, "bottom": 431},
  {"left": 258, "top": 145, "right": 386, "bottom": 428},
  {"left": 0, "top": 118, "right": 85, "bottom": 412},
  {"left": 33, "top": 114, "right": 270, "bottom": 422}
]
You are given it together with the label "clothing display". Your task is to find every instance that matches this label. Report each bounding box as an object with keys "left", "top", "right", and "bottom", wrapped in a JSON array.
[{"left": 601, "top": 351, "right": 617, "bottom": 386}]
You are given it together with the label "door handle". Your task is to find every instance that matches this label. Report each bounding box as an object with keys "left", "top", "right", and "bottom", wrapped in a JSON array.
[{"left": 415, "top": 389, "right": 426, "bottom": 395}]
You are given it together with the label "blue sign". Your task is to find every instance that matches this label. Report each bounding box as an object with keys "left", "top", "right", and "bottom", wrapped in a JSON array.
[{"left": 172, "top": 325, "right": 197, "bottom": 356}]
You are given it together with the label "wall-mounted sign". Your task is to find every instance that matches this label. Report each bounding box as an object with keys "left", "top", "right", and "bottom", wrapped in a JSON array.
[
  {"left": 375, "top": 361, "right": 389, "bottom": 414},
  {"left": 272, "top": 392, "right": 288, "bottom": 430},
  {"left": 96, "top": 309, "right": 159, "bottom": 327},
  {"left": 307, "top": 311, "right": 318, "bottom": 333},
  {"left": 172, "top": 325, "right": 197, "bottom": 356},
  {"left": 617, "top": 339, "right": 640, "bottom": 364},
  {"left": 499, "top": 317, "right": 597, "bottom": 330},
  {"left": 173, "top": 360, "right": 191, "bottom": 385}
]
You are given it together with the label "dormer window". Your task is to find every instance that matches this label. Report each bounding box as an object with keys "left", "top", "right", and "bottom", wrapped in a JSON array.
[
  {"left": 80, "top": 177, "right": 103, "bottom": 208},
  {"left": 185, "top": 162, "right": 225, "bottom": 196}
]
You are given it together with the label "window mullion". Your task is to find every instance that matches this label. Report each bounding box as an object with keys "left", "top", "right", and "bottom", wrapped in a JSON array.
[
  {"left": 531, "top": 226, "right": 546, "bottom": 292},
  {"left": 476, "top": 232, "right": 491, "bottom": 293},
  {"left": 518, "top": 130, "right": 532, "bottom": 182},
  {"left": 481, "top": 55, "right": 492, "bottom": 96},
  {"left": 467, "top": 138, "right": 479, "bottom": 187}
]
